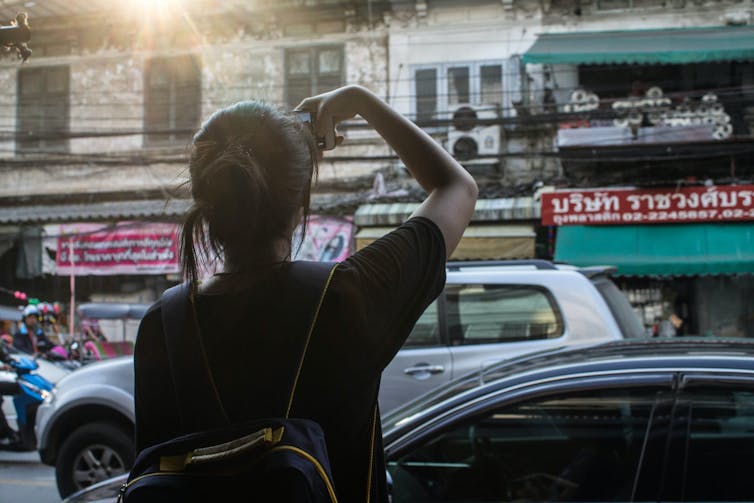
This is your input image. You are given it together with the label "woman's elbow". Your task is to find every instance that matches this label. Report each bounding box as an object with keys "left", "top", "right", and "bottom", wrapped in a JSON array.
[{"left": 465, "top": 175, "right": 479, "bottom": 201}]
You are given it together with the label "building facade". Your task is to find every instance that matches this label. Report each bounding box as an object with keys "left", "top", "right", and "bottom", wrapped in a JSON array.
[
  {"left": 523, "top": 0, "right": 754, "bottom": 337},
  {"left": 0, "top": 0, "right": 752, "bottom": 339}
]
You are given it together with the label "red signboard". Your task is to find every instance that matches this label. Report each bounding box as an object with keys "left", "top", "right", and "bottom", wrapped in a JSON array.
[
  {"left": 56, "top": 222, "right": 180, "bottom": 276},
  {"left": 541, "top": 185, "right": 754, "bottom": 226}
]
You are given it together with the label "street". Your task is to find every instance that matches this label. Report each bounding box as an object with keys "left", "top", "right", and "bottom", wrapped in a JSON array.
[{"left": 0, "top": 451, "right": 60, "bottom": 502}]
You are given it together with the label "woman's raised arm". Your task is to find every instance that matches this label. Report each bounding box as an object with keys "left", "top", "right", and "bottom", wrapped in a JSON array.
[{"left": 297, "top": 85, "right": 478, "bottom": 258}]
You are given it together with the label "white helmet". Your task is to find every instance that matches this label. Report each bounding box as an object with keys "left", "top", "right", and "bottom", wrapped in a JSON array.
[{"left": 23, "top": 305, "right": 39, "bottom": 318}]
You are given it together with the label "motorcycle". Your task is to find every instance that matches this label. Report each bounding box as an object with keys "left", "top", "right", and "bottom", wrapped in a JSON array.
[
  {"left": 36, "top": 339, "right": 83, "bottom": 371},
  {"left": 0, "top": 345, "right": 54, "bottom": 451}
]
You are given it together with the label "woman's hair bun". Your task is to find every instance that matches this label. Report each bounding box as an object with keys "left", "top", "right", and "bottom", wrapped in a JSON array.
[{"left": 180, "top": 100, "right": 319, "bottom": 284}]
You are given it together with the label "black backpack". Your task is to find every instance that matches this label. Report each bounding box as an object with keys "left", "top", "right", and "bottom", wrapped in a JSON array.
[{"left": 119, "top": 262, "right": 374, "bottom": 502}]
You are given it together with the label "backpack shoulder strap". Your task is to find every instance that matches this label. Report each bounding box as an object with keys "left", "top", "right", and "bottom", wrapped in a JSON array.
[
  {"left": 285, "top": 261, "right": 338, "bottom": 417},
  {"left": 161, "top": 282, "right": 228, "bottom": 430}
]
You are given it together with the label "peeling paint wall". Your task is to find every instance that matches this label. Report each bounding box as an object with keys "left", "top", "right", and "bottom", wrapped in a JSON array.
[
  {"left": 0, "top": 11, "right": 391, "bottom": 203},
  {"left": 70, "top": 57, "right": 144, "bottom": 153},
  {"left": 4, "top": 0, "right": 749, "bottom": 206},
  {"left": 0, "top": 66, "right": 16, "bottom": 159},
  {"left": 201, "top": 45, "right": 283, "bottom": 118}
]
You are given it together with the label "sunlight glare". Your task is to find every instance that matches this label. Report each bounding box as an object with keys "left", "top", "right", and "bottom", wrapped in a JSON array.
[{"left": 129, "top": 0, "right": 183, "bottom": 19}]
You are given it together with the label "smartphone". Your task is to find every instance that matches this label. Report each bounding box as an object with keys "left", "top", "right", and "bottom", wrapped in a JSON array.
[{"left": 293, "top": 110, "right": 332, "bottom": 150}]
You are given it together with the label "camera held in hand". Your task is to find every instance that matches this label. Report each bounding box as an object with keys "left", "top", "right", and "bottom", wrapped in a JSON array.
[{"left": 293, "top": 110, "right": 335, "bottom": 150}]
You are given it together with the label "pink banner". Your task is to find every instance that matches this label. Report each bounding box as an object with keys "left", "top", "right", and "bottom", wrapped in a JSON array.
[
  {"left": 542, "top": 185, "right": 754, "bottom": 226},
  {"left": 56, "top": 222, "right": 180, "bottom": 276},
  {"left": 293, "top": 216, "right": 353, "bottom": 262}
]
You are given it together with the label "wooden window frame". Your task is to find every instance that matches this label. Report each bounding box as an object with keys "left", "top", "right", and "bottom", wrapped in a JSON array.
[
  {"left": 144, "top": 55, "right": 202, "bottom": 146},
  {"left": 284, "top": 45, "right": 344, "bottom": 109},
  {"left": 16, "top": 65, "right": 70, "bottom": 154}
]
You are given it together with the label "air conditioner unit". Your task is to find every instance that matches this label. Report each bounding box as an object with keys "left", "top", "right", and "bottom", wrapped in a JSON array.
[{"left": 446, "top": 105, "right": 502, "bottom": 162}]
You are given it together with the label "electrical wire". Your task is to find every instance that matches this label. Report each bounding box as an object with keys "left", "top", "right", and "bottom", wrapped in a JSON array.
[
  {"left": 11, "top": 65, "right": 754, "bottom": 102},
  {"left": 6, "top": 82, "right": 754, "bottom": 124}
]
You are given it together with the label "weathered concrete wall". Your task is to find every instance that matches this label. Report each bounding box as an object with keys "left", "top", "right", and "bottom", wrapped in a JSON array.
[
  {"left": 3, "top": 0, "right": 749, "bottom": 206},
  {"left": 201, "top": 44, "right": 282, "bottom": 117},
  {"left": 0, "top": 13, "right": 391, "bottom": 203},
  {"left": 0, "top": 66, "right": 16, "bottom": 159},
  {"left": 0, "top": 162, "right": 185, "bottom": 199},
  {"left": 70, "top": 55, "right": 144, "bottom": 153}
]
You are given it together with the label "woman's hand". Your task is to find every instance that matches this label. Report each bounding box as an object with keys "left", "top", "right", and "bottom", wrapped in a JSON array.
[{"left": 295, "top": 85, "right": 369, "bottom": 150}]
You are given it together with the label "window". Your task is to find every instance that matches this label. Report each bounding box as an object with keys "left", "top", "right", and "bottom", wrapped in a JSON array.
[
  {"left": 17, "top": 66, "right": 69, "bottom": 153},
  {"left": 665, "top": 385, "right": 754, "bottom": 501},
  {"left": 480, "top": 64, "right": 503, "bottom": 105},
  {"left": 415, "top": 68, "right": 438, "bottom": 123},
  {"left": 285, "top": 46, "right": 343, "bottom": 108},
  {"left": 144, "top": 55, "right": 201, "bottom": 145},
  {"left": 445, "top": 284, "right": 563, "bottom": 345},
  {"left": 388, "top": 387, "right": 666, "bottom": 502},
  {"left": 411, "top": 60, "right": 518, "bottom": 123},
  {"left": 447, "top": 66, "right": 470, "bottom": 107},
  {"left": 404, "top": 299, "right": 441, "bottom": 348},
  {"left": 597, "top": 0, "right": 666, "bottom": 8},
  {"left": 597, "top": 0, "right": 630, "bottom": 8},
  {"left": 592, "top": 277, "right": 646, "bottom": 339}
]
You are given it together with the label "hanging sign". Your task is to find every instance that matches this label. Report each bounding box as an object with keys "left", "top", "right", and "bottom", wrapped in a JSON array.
[
  {"left": 542, "top": 185, "right": 754, "bottom": 226},
  {"left": 56, "top": 222, "right": 180, "bottom": 275}
]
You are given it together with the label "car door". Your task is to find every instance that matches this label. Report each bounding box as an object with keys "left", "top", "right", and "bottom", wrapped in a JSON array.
[
  {"left": 386, "top": 376, "right": 675, "bottom": 502},
  {"left": 381, "top": 298, "right": 452, "bottom": 414},
  {"left": 661, "top": 373, "right": 754, "bottom": 502},
  {"left": 444, "top": 283, "right": 567, "bottom": 380}
]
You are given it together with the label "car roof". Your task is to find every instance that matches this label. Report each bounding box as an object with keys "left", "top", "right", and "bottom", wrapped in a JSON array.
[
  {"left": 383, "top": 337, "right": 754, "bottom": 433},
  {"left": 445, "top": 259, "right": 617, "bottom": 278},
  {"left": 78, "top": 302, "right": 150, "bottom": 320}
]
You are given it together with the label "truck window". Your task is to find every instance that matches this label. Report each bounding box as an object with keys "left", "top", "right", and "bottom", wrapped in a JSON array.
[
  {"left": 445, "top": 284, "right": 564, "bottom": 345},
  {"left": 592, "top": 277, "right": 646, "bottom": 339}
]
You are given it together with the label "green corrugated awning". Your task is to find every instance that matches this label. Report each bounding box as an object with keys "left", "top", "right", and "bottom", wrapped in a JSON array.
[
  {"left": 554, "top": 223, "right": 754, "bottom": 276},
  {"left": 354, "top": 197, "right": 539, "bottom": 226},
  {"left": 523, "top": 26, "right": 754, "bottom": 65}
]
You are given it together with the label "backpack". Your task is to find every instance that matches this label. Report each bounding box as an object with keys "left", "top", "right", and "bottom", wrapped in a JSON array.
[{"left": 119, "top": 262, "right": 376, "bottom": 502}]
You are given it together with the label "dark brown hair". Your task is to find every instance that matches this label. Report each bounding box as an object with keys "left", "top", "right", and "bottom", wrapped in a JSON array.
[{"left": 180, "top": 101, "right": 319, "bottom": 286}]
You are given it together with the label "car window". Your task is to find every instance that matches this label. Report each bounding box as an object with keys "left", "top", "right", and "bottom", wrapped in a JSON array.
[
  {"left": 388, "top": 387, "right": 666, "bottom": 502},
  {"left": 445, "top": 284, "right": 563, "bottom": 345},
  {"left": 664, "top": 385, "right": 754, "bottom": 501},
  {"left": 592, "top": 277, "right": 646, "bottom": 339},
  {"left": 404, "top": 299, "right": 441, "bottom": 348}
]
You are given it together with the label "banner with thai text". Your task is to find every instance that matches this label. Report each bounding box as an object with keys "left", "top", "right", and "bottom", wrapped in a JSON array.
[
  {"left": 541, "top": 185, "right": 754, "bottom": 226},
  {"left": 56, "top": 222, "right": 180, "bottom": 275}
]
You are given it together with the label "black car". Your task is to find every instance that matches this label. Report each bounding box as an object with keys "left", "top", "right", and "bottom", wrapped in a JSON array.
[{"left": 64, "top": 338, "right": 754, "bottom": 502}]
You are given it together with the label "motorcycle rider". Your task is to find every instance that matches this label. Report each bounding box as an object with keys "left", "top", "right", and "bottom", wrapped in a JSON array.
[
  {"left": 0, "top": 341, "right": 21, "bottom": 447},
  {"left": 13, "top": 305, "right": 52, "bottom": 356}
]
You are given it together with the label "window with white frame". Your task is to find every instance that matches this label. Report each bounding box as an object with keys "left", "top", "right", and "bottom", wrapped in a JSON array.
[{"left": 411, "top": 58, "right": 520, "bottom": 124}]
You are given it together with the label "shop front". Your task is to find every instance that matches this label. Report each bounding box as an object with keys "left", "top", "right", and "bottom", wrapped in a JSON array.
[
  {"left": 353, "top": 198, "right": 541, "bottom": 261},
  {"left": 542, "top": 185, "right": 754, "bottom": 338}
]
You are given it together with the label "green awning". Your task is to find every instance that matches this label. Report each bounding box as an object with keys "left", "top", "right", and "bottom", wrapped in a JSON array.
[
  {"left": 555, "top": 223, "right": 754, "bottom": 276},
  {"left": 523, "top": 26, "right": 754, "bottom": 65}
]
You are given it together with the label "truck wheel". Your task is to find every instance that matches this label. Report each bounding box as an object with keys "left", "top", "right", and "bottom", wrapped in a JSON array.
[{"left": 55, "top": 421, "right": 134, "bottom": 498}]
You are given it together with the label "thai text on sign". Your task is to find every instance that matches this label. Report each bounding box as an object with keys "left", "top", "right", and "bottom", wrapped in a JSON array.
[
  {"left": 541, "top": 185, "right": 754, "bottom": 226},
  {"left": 56, "top": 222, "right": 180, "bottom": 275}
]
